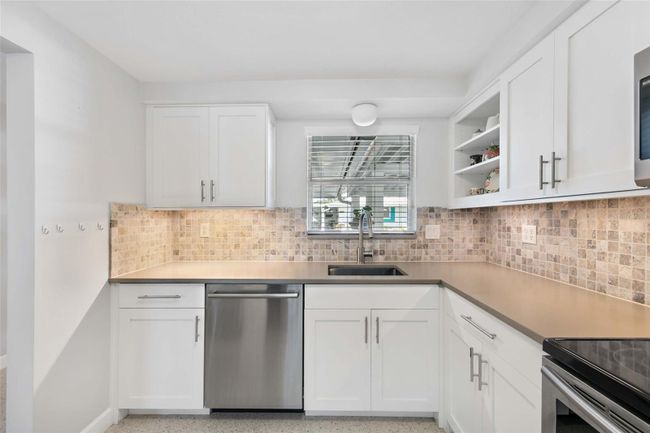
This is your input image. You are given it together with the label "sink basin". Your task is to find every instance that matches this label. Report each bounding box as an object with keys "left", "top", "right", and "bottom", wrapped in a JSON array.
[{"left": 327, "top": 264, "right": 407, "bottom": 276}]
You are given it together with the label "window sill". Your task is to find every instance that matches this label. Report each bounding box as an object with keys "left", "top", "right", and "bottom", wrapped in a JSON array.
[{"left": 306, "top": 231, "right": 417, "bottom": 240}]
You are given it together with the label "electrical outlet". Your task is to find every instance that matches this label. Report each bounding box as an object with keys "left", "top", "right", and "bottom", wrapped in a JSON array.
[
  {"left": 425, "top": 224, "right": 441, "bottom": 240},
  {"left": 522, "top": 224, "right": 537, "bottom": 244},
  {"left": 200, "top": 223, "right": 210, "bottom": 238}
]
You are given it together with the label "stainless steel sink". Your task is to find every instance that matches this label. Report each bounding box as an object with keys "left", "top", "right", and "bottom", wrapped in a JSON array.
[{"left": 327, "top": 264, "right": 407, "bottom": 276}]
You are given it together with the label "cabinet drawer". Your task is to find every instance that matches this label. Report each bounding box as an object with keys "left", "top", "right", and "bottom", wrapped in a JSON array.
[
  {"left": 305, "top": 284, "right": 439, "bottom": 310},
  {"left": 444, "top": 289, "right": 542, "bottom": 388},
  {"left": 119, "top": 284, "right": 205, "bottom": 308}
]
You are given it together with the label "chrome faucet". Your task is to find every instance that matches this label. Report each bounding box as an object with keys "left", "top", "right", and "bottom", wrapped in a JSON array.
[{"left": 357, "top": 209, "right": 374, "bottom": 264}]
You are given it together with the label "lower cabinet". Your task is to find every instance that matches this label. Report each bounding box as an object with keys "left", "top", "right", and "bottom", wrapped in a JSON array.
[
  {"left": 443, "top": 290, "right": 541, "bottom": 433},
  {"left": 372, "top": 309, "right": 438, "bottom": 412},
  {"left": 118, "top": 284, "right": 205, "bottom": 410},
  {"left": 445, "top": 319, "right": 483, "bottom": 433},
  {"left": 304, "top": 284, "right": 440, "bottom": 415},
  {"left": 304, "top": 309, "right": 372, "bottom": 411}
]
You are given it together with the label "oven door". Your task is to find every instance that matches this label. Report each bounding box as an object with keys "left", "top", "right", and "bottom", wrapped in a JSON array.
[{"left": 541, "top": 358, "right": 648, "bottom": 433}]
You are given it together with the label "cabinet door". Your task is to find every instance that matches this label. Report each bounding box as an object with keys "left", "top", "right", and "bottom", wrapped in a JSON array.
[
  {"left": 445, "top": 319, "right": 483, "bottom": 433},
  {"left": 304, "top": 309, "right": 371, "bottom": 412},
  {"left": 147, "top": 106, "right": 210, "bottom": 207},
  {"left": 501, "top": 35, "right": 555, "bottom": 201},
  {"left": 554, "top": 0, "right": 650, "bottom": 196},
  {"left": 118, "top": 308, "right": 204, "bottom": 409},
  {"left": 209, "top": 106, "right": 267, "bottom": 206},
  {"left": 371, "top": 309, "right": 438, "bottom": 413},
  {"left": 481, "top": 352, "right": 541, "bottom": 433}
]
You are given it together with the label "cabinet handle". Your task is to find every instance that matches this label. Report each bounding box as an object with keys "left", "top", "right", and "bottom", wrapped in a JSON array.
[
  {"left": 137, "top": 295, "right": 181, "bottom": 299},
  {"left": 194, "top": 315, "right": 200, "bottom": 343},
  {"left": 551, "top": 151, "right": 562, "bottom": 188},
  {"left": 210, "top": 180, "right": 216, "bottom": 202},
  {"left": 200, "top": 180, "right": 206, "bottom": 202},
  {"left": 461, "top": 314, "right": 496, "bottom": 340},
  {"left": 469, "top": 347, "right": 480, "bottom": 383},
  {"left": 539, "top": 155, "right": 549, "bottom": 190},
  {"left": 376, "top": 317, "right": 380, "bottom": 344},
  {"left": 478, "top": 353, "right": 488, "bottom": 391},
  {"left": 364, "top": 316, "right": 368, "bottom": 344}
]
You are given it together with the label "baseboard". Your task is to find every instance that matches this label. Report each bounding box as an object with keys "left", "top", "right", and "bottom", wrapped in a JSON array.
[
  {"left": 0, "top": 355, "right": 6, "bottom": 369},
  {"left": 128, "top": 409, "right": 211, "bottom": 415},
  {"left": 305, "top": 410, "right": 436, "bottom": 418},
  {"left": 81, "top": 408, "right": 113, "bottom": 433}
]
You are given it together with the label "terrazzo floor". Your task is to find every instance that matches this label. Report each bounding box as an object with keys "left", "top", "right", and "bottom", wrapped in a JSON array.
[{"left": 106, "top": 413, "right": 445, "bottom": 433}]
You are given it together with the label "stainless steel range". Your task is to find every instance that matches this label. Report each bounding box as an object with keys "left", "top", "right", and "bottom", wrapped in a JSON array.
[
  {"left": 204, "top": 284, "right": 303, "bottom": 410},
  {"left": 542, "top": 339, "right": 650, "bottom": 433}
]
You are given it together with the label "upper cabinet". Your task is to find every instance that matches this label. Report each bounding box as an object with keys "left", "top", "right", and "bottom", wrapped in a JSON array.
[
  {"left": 451, "top": 0, "right": 650, "bottom": 208},
  {"left": 146, "top": 104, "right": 276, "bottom": 208},
  {"left": 553, "top": 0, "right": 650, "bottom": 197},
  {"left": 500, "top": 35, "right": 555, "bottom": 202}
]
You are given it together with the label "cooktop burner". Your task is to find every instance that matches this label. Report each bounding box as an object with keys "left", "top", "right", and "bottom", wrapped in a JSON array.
[{"left": 544, "top": 338, "right": 650, "bottom": 421}]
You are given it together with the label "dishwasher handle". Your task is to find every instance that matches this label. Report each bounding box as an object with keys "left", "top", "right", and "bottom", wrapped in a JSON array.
[{"left": 207, "top": 292, "right": 299, "bottom": 299}]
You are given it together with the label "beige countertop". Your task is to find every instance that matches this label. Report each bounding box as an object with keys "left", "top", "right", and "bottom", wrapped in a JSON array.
[{"left": 111, "top": 261, "right": 650, "bottom": 343}]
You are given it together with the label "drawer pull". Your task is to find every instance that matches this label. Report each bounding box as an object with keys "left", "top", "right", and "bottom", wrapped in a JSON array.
[
  {"left": 461, "top": 314, "right": 496, "bottom": 340},
  {"left": 137, "top": 295, "right": 182, "bottom": 300}
]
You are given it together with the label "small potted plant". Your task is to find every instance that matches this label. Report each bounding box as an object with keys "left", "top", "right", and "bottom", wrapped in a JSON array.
[{"left": 483, "top": 144, "right": 500, "bottom": 161}]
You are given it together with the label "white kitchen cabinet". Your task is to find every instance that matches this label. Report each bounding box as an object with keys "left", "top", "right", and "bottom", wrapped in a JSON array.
[
  {"left": 208, "top": 106, "right": 269, "bottom": 206},
  {"left": 118, "top": 308, "right": 204, "bottom": 409},
  {"left": 482, "top": 352, "right": 541, "bottom": 433},
  {"left": 501, "top": 35, "right": 555, "bottom": 201},
  {"left": 146, "top": 104, "right": 276, "bottom": 208},
  {"left": 146, "top": 106, "right": 210, "bottom": 208},
  {"left": 445, "top": 319, "right": 483, "bottom": 433},
  {"left": 442, "top": 289, "right": 542, "bottom": 433},
  {"left": 304, "top": 309, "right": 371, "bottom": 412},
  {"left": 553, "top": 0, "right": 650, "bottom": 197},
  {"left": 372, "top": 309, "right": 438, "bottom": 412},
  {"left": 304, "top": 284, "right": 439, "bottom": 415}
]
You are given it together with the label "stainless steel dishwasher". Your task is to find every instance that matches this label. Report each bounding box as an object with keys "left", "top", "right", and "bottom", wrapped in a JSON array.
[{"left": 204, "top": 284, "right": 303, "bottom": 410}]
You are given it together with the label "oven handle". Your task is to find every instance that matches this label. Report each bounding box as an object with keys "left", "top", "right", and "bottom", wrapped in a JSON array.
[
  {"left": 541, "top": 366, "right": 626, "bottom": 433},
  {"left": 207, "top": 293, "right": 299, "bottom": 299}
]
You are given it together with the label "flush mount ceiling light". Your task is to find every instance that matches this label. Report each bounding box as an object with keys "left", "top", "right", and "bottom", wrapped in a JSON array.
[{"left": 351, "top": 103, "right": 378, "bottom": 127}]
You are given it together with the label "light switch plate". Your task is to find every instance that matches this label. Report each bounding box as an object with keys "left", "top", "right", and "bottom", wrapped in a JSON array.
[
  {"left": 425, "top": 225, "right": 441, "bottom": 240},
  {"left": 200, "top": 223, "right": 210, "bottom": 238},
  {"left": 522, "top": 224, "right": 537, "bottom": 244}
]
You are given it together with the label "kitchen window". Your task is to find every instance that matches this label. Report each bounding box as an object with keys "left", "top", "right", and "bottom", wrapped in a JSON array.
[{"left": 307, "top": 133, "right": 416, "bottom": 236}]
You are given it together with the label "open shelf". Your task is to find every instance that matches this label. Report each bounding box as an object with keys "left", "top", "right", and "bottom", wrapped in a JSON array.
[
  {"left": 454, "top": 124, "right": 500, "bottom": 152},
  {"left": 454, "top": 156, "right": 500, "bottom": 176},
  {"left": 452, "top": 192, "right": 502, "bottom": 208}
]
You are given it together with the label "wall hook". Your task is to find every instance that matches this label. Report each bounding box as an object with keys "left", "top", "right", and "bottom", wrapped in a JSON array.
[
  {"left": 41, "top": 226, "right": 50, "bottom": 235},
  {"left": 97, "top": 223, "right": 104, "bottom": 231},
  {"left": 78, "top": 223, "right": 86, "bottom": 232},
  {"left": 56, "top": 224, "right": 64, "bottom": 233}
]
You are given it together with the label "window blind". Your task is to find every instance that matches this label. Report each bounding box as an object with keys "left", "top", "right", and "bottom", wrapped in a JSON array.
[{"left": 308, "top": 135, "right": 415, "bottom": 235}]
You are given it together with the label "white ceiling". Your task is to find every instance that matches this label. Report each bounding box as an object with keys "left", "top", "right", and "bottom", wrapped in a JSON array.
[{"left": 36, "top": 0, "right": 538, "bottom": 83}]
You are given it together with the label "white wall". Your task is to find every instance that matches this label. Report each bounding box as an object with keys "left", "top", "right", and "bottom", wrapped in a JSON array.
[
  {"left": 1, "top": 3, "right": 145, "bottom": 432},
  {"left": 276, "top": 118, "right": 449, "bottom": 208},
  {"left": 0, "top": 52, "right": 6, "bottom": 359}
]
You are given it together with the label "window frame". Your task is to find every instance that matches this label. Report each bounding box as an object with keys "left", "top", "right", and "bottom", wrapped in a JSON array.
[{"left": 305, "top": 126, "right": 418, "bottom": 238}]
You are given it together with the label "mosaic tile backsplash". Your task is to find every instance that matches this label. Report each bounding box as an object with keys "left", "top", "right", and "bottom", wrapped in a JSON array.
[
  {"left": 485, "top": 198, "right": 650, "bottom": 306},
  {"left": 110, "top": 204, "right": 486, "bottom": 276},
  {"left": 111, "top": 198, "right": 650, "bottom": 306}
]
